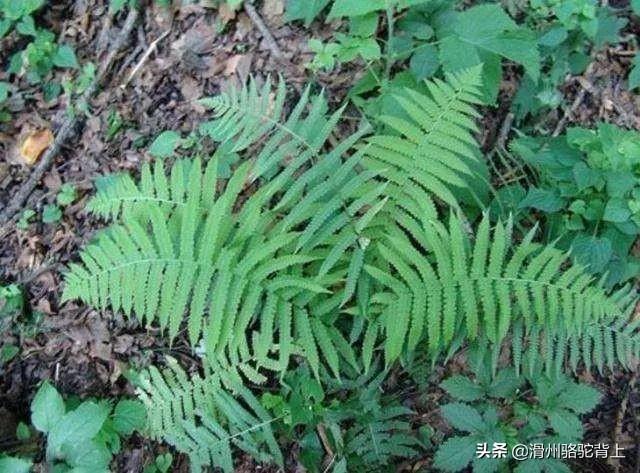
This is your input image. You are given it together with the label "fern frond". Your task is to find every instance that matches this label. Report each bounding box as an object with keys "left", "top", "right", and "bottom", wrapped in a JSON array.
[
  {"left": 135, "top": 358, "right": 282, "bottom": 473},
  {"left": 365, "top": 66, "right": 490, "bottom": 229},
  {"left": 64, "top": 82, "right": 383, "bottom": 381},
  {"left": 367, "top": 212, "right": 638, "bottom": 372}
]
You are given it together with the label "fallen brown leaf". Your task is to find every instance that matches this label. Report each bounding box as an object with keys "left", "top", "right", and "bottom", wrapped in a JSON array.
[{"left": 19, "top": 129, "right": 53, "bottom": 165}]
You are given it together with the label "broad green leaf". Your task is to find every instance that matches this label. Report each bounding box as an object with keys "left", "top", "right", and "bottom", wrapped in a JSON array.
[
  {"left": 558, "top": 383, "right": 601, "bottom": 414},
  {"left": 0, "top": 457, "right": 32, "bottom": 473},
  {"left": 61, "top": 440, "right": 112, "bottom": 470},
  {"left": 327, "top": 0, "right": 387, "bottom": 19},
  {"left": 149, "top": 131, "right": 182, "bottom": 158},
  {"left": 2, "top": 2, "right": 26, "bottom": 21},
  {"left": 109, "top": 0, "right": 127, "bottom": 14},
  {"left": 409, "top": 43, "right": 439, "bottom": 80},
  {"left": 16, "top": 16, "right": 36, "bottom": 36},
  {"left": 0, "top": 19, "right": 12, "bottom": 38},
  {"left": 47, "top": 401, "right": 110, "bottom": 458},
  {"left": 438, "top": 4, "right": 539, "bottom": 102},
  {"left": 0, "top": 82, "right": 9, "bottom": 102},
  {"left": 285, "top": 0, "right": 330, "bottom": 25},
  {"left": 0, "top": 344, "right": 19, "bottom": 363},
  {"left": 488, "top": 368, "right": 521, "bottom": 398},
  {"left": 433, "top": 436, "right": 477, "bottom": 472},
  {"left": 538, "top": 26, "right": 567, "bottom": 47},
  {"left": 42, "top": 204, "right": 62, "bottom": 223},
  {"left": 572, "top": 162, "right": 601, "bottom": 190},
  {"left": 16, "top": 422, "right": 30, "bottom": 440},
  {"left": 548, "top": 409, "right": 582, "bottom": 440},
  {"left": 606, "top": 171, "right": 636, "bottom": 198},
  {"left": 570, "top": 235, "right": 612, "bottom": 274},
  {"left": 440, "top": 375, "right": 484, "bottom": 402},
  {"left": 22, "top": 0, "right": 45, "bottom": 15},
  {"left": 350, "top": 13, "right": 378, "bottom": 37},
  {"left": 603, "top": 197, "right": 631, "bottom": 223},
  {"left": 519, "top": 188, "right": 565, "bottom": 212},
  {"left": 53, "top": 44, "right": 79, "bottom": 69},
  {"left": 113, "top": 399, "right": 146, "bottom": 435},
  {"left": 31, "top": 381, "right": 65, "bottom": 434},
  {"left": 594, "top": 11, "right": 626, "bottom": 48},
  {"left": 441, "top": 403, "right": 485, "bottom": 433}
]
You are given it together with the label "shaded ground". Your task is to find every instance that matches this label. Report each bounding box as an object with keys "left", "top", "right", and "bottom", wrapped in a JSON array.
[{"left": 0, "top": 1, "right": 639, "bottom": 472}]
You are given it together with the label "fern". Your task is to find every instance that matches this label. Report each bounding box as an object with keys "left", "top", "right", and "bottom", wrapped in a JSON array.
[
  {"left": 61, "top": 72, "right": 640, "bottom": 472},
  {"left": 345, "top": 404, "right": 421, "bottom": 467},
  {"left": 366, "top": 212, "right": 638, "bottom": 372},
  {"left": 364, "top": 66, "right": 490, "bottom": 230},
  {"left": 135, "top": 358, "right": 282, "bottom": 473},
  {"left": 64, "top": 80, "right": 380, "bottom": 380}
]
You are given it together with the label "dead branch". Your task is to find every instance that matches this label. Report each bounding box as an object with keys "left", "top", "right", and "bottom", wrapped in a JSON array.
[
  {"left": 552, "top": 63, "right": 596, "bottom": 137},
  {"left": 244, "top": 2, "right": 284, "bottom": 59},
  {"left": 120, "top": 27, "right": 171, "bottom": 89}
]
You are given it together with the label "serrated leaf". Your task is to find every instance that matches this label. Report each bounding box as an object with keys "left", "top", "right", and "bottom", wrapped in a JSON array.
[
  {"left": 327, "top": 0, "right": 387, "bottom": 18},
  {"left": 61, "top": 440, "right": 112, "bottom": 470},
  {"left": 570, "top": 235, "right": 612, "bottom": 274},
  {"left": 488, "top": 368, "right": 521, "bottom": 398},
  {"left": 42, "top": 204, "right": 62, "bottom": 223},
  {"left": 433, "top": 436, "right": 477, "bottom": 472},
  {"left": 113, "top": 399, "right": 146, "bottom": 435},
  {"left": 538, "top": 26, "right": 567, "bottom": 47},
  {"left": 440, "top": 375, "right": 484, "bottom": 401},
  {"left": 410, "top": 43, "right": 439, "bottom": 80},
  {"left": 31, "top": 381, "right": 65, "bottom": 434},
  {"left": 47, "top": 401, "right": 110, "bottom": 458},
  {"left": 438, "top": 4, "right": 539, "bottom": 102},
  {"left": 603, "top": 197, "right": 631, "bottom": 223},
  {"left": 53, "top": 44, "right": 79, "bottom": 69},
  {"left": 548, "top": 409, "right": 582, "bottom": 440},
  {"left": 558, "top": 383, "right": 601, "bottom": 414},
  {"left": 519, "top": 188, "right": 565, "bottom": 212},
  {"left": 149, "top": 131, "right": 182, "bottom": 158},
  {"left": 441, "top": 403, "right": 485, "bottom": 433}
]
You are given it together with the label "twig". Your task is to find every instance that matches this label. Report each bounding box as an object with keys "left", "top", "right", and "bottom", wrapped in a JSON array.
[
  {"left": 316, "top": 423, "right": 334, "bottom": 458},
  {"left": 495, "top": 112, "right": 514, "bottom": 150},
  {"left": 552, "top": 87, "right": 587, "bottom": 137},
  {"left": 120, "top": 28, "right": 171, "bottom": 89},
  {"left": 244, "top": 2, "right": 283, "bottom": 59},
  {"left": 552, "top": 63, "right": 595, "bottom": 137},
  {"left": 0, "top": 9, "right": 139, "bottom": 228}
]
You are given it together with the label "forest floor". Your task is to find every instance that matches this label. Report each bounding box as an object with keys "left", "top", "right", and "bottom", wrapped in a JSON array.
[{"left": 1, "top": 1, "right": 640, "bottom": 472}]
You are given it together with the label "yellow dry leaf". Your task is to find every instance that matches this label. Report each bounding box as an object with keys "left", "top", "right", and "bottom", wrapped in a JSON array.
[{"left": 20, "top": 129, "right": 53, "bottom": 165}]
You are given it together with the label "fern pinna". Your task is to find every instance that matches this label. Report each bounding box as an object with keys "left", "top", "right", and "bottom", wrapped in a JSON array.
[{"left": 62, "top": 69, "right": 639, "bottom": 471}]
